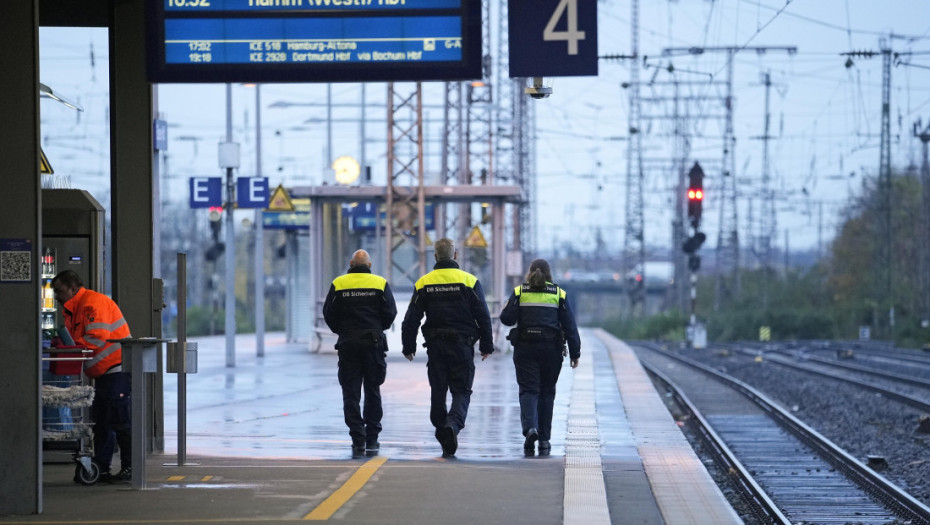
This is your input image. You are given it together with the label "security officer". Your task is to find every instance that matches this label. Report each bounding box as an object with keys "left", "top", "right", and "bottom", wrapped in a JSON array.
[
  {"left": 323, "top": 249, "right": 397, "bottom": 456},
  {"left": 499, "top": 258, "right": 580, "bottom": 456},
  {"left": 401, "top": 237, "right": 494, "bottom": 457},
  {"left": 52, "top": 269, "right": 133, "bottom": 483}
]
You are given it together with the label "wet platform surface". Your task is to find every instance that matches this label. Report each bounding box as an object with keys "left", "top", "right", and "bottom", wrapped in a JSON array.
[
  {"left": 6, "top": 303, "right": 740, "bottom": 525},
  {"left": 161, "top": 325, "right": 564, "bottom": 462}
]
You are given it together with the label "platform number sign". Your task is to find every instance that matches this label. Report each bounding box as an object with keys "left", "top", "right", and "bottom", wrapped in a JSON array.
[
  {"left": 508, "top": 0, "right": 597, "bottom": 78},
  {"left": 544, "top": 0, "right": 585, "bottom": 55}
]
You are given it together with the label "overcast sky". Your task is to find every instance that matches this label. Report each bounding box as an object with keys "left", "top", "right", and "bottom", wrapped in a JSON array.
[{"left": 37, "top": 1, "right": 930, "bottom": 258}]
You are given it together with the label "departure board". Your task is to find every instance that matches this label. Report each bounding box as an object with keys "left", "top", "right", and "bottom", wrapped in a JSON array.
[{"left": 147, "top": 0, "right": 482, "bottom": 83}]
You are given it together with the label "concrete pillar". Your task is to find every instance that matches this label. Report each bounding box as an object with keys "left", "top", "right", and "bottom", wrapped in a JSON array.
[
  {"left": 109, "top": 0, "right": 160, "bottom": 457},
  {"left": 0, "top": 0, "right": 42, "bottom": 514},
  {"left": 109, "top": 0, "right": 156, "bottom": 337}
]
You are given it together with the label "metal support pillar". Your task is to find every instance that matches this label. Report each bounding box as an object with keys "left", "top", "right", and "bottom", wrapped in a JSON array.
[
  {"left": 223, "top": 84, "right": 237, "bottom": 367},
  {"left": 492, "top": 200, "right": 506, "bottom": 313}
]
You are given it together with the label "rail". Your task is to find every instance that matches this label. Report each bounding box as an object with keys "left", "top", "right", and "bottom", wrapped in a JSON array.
[{"left": 637, "top": 342, "right": 930, "bottom": 524}]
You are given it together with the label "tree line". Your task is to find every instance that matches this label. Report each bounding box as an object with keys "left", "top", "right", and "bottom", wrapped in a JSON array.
[{"left": 605, "top": 170, "right": 930, "bottom": 349}]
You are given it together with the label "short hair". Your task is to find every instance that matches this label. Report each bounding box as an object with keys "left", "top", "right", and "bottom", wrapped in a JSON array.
[
  {"left": 525, "top": 259, "right": 552, "bottom": 289},
  {"left": 434, "top": 238, "right": 455, "bottom": 261},
  {"left": 52, "top": 269, "right": 83, "bottom": 289},
  {"left": 349, "top": 249, "right": 371, "bottom": 268}
]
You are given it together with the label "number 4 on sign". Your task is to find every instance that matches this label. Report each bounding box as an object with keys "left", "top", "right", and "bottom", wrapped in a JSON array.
[{"left": 544, "top": 0, "right": 585, "bottom": 55}]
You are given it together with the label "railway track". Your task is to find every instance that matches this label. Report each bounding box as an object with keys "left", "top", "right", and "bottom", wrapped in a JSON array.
[
  {"left": 729, "top": 341, "right": 930, "bottom": 391},
  {"left": 715, "top": 343, "right": 930, "bottom": 414},
  {"left": 633, "top": 342, "right": 930, "bottom": 525}
]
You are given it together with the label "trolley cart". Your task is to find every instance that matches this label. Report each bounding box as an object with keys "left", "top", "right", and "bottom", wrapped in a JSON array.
[{"left": 41, "top": 346, "right": 100, "bottom": 485}]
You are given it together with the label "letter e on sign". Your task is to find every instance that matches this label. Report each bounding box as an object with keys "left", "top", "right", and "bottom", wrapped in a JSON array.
[
  {"left": 189, "top": 177, "right": 222, "bottom": 208},
  {"left": 237, "top": 177, "right": 269, "bottom": 208},
  {"left": 508, "top": 0, "right": 597, "bottom": 78}
]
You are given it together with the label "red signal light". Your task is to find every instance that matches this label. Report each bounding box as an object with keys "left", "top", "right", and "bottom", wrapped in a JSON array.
[
  {"left": 208, "top": 206, "right": 223, "bottom": 223},
  {"left": 688, "top": 189, "right": 703, "bottom": 200}
]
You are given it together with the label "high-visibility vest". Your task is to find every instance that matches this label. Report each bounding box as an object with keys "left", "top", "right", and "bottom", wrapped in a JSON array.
[
  {"left": 333, "top": 272, "right": 388, "bottom": 294},
  {"left": 63, "top": 287, "right": 132, "bottom": 378},
  {"left": 415, "top": 267, "right": 479, "bottom": 291},
  {"left": 412, "top": 267, "right": 483, "bottom": 335},
  {"left": 513, "top": 282, "right": 566, "bottom": 331}
]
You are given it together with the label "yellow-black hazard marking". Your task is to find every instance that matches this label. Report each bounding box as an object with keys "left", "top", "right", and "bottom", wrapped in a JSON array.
[
  {"left": 164, "top": 475, "right": 214, "bottom": 482},
  {"left": 40, "top": 147, "right": 53, "bottom": 174},
  {"left": 465, "top": 225, "right": 487, "bottom": 248}
]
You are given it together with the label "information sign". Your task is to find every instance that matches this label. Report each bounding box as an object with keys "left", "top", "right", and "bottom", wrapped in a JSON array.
[
  {"left": 346, "top": 202, "right": 434, "bottom": 231},
  {"left": 148, "top": 0, "right": 481, "bottom": 83},
  {"left": 236, "top": 177, "right": 269, "bottom": 208},
  {"left": 189, "top": 177, "right": 223, "bottom": 208},
  {"left": 508, "top": 0, "right": 597, "bottom": 77},
  {"left": 263, "top": 198, "right": 311, "bottom": 230}
]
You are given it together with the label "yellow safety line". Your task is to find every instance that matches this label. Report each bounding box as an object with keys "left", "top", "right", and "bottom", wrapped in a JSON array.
[
  {"left": 303, "top": 456, "right": 388, "bottom": 521},
  {"left": 167, "top": 475, "right": 186, "bottom": 481}
]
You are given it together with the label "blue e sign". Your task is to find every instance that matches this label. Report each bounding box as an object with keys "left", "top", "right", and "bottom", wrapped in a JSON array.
[
  {"left": 189, "top": 177, "right": 222, "bottom": 208},
  {"left": 236, "top": 177, "right": 269, "bottom": 208},
  {"left": 508, "top": 0, "right": 598, "bottom": 78}
]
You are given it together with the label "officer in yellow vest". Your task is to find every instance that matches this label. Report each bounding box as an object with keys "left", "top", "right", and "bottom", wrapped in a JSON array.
[
  {"left": 500, "top": 259, "right": 580, "bottom": 456},
  {"left": 323, "top": 249, "right": 397, "bottom": 456},
  {"left": 401, "top": 238, "right": 494, "bottom": 457}
]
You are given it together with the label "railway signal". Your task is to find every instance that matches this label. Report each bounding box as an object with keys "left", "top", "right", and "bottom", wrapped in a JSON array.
[
  {"left": 687, "top": 162, "right": 704, "bottom": 228},
  {"left": 206, "top": 206, "right": 225, "bottom": 261},
  {"left": 208, "top": 206, "right": 223, "bottom": 241},
  {"left": 682, "top": 232, "right": 706, "bottom": 254}
]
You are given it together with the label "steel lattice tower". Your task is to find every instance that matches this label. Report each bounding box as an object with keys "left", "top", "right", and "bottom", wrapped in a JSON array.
[
  {"left": 842, "top": 44, "right": 895, "bottom": 337},
  {"left": 385, "top": 83, "right": 427, "bottom": 284},
  {"left": 879, "top": 46, "right": 893, "bottom": 337},
  {"left": 756, "top": 71, "right": 777, "bottom": 309},
  {"left": 440, "top": 81, "right": 466, "bottom": 240},
  {"left": 713, "top": 51, "right": 740, "bottom": 311},
  {"left": 493, "top": 0, "right": 531, "bottom": 257},
  {"left": 514, "top": 81, "right": 535, "bottom": 257},
  {"left": 917, "top": 120, "right": 930, "bottom": 328},
  {"left": 623, "top": 0, "right": 646, "bottom": 314}
]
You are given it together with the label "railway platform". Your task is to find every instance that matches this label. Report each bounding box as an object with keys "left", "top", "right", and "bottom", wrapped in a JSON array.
[{"left": 4, "top": 317, "right": 740, "bottom": 525}]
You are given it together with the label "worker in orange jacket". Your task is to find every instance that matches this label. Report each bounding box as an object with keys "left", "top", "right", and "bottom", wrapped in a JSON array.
[{"left": 52, "top": 270, "right": 133, "bottom": 483}]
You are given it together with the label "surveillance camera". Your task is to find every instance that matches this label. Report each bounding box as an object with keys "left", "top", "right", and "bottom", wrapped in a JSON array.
[{"left": 525, "top": 86, "right": 552, "bottom": 99}]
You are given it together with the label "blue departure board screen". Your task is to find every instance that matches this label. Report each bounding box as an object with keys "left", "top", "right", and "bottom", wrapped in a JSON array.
[{"left": 147, "top": 0, "right": 482, "bottom": 83}]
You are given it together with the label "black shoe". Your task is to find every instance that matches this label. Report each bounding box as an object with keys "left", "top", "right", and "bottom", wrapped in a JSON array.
[
  {"left": 538, "top": 440, "right": 551, "bottom": 456},
  {"left": 108, "top": 467, "right": 131, "bottom": 484},
  {"left": 524, "top": 428, "right": 539, "bottom": 456},
  {"left": 351, "top": 438, "right": 366, "bottom": 457},
  {"left": 437, "top": 425, "right": 457, "bottom": 457},
  {"left": 365, "top": 440, "right": 380, "bottom": 452}
]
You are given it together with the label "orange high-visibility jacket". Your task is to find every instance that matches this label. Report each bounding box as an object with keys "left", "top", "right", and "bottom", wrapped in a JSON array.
[{"left": 62, "top": 287, "right": 131, "bottom": 379}]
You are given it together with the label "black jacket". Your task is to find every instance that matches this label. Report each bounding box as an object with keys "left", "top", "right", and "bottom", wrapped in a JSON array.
[
  {"left": 401, "top": 260, "right": 494, "bottom": 356},
  {"left": 323, "top": 266, "right": 397, "bottom": 348},
  {"left": 499, "top": 281, "right": 581, "bottom": 360}
]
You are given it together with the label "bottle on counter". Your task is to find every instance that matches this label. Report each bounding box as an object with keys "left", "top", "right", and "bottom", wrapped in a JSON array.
[
  {"left": 44, "top": 247, "right": 56, "bottom": 276},
  {"left": 43, "top": 280, "right": 55, "bottom": 310}
]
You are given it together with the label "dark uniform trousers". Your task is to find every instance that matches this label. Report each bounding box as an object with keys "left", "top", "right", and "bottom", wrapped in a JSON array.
[
  {"left": 425, "top": 338, "right": 476, "bottom": 432},
  {"left": 92, "top": 371, "right": 132, "bottom": 471},
  {"left": 337, "top": 335, "right": 387, "bottom": 444},
  {"left": 513, "top": 342, "right": 563, "bottom": 441}
]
